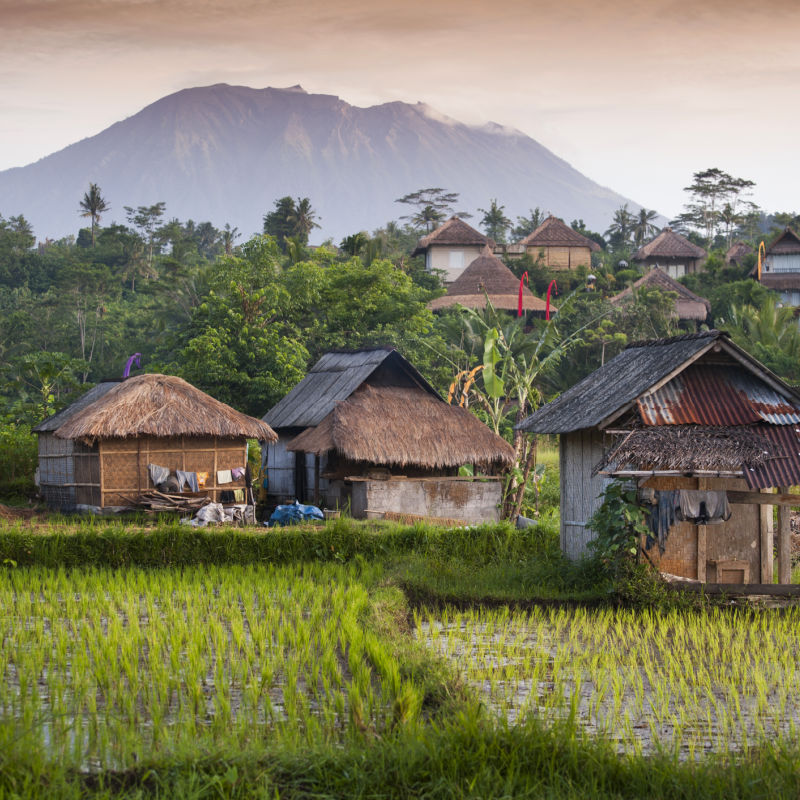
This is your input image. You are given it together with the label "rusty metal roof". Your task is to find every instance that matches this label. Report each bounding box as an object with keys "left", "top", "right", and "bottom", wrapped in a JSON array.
[
  {"left": 638, "top": 365, "right": 800, "bottom": 427},
  {"left": 745, "top": 425, "right": 800, "bottom": 489}
]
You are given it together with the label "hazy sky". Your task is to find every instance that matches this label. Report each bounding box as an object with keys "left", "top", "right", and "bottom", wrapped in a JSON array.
[{"left": 3, "top": 0, "right": 800, "bottom": 219}]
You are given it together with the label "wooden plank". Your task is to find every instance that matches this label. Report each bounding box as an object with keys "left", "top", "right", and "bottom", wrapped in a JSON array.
[
  {"left": 728, "top": 490, "right": 800, "bottom": 507},
  {"left": 760, "top": 489, "right": 774, "bottom": 584},
  {"left": 778, "top": 486, "right": 792, "bottom": 585}
]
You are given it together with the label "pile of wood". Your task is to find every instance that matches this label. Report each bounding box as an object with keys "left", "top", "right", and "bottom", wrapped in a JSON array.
[{"left": 117, "top": 490, "right": 211, "bottom": 513}]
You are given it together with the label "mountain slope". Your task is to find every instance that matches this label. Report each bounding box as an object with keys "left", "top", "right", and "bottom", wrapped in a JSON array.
[{"left": 0, "top": 84, "right": 643, "bottom": 241}]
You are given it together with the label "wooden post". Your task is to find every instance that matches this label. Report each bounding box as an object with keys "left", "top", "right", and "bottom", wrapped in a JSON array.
[
  {"left": 696, "top": 525, "right": 707, "bottom": 582},
  {"left": 314, "top": 454, "right": 320, "bottom": 506},
  {"left": 760, "top": 488, "right": 774, "bottom": 584},
  {"left": 778, "top": 486, "right": 792, "bottom": 585}
]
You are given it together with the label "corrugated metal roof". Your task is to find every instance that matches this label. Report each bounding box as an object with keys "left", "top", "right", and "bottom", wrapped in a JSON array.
[
  {"left": 262, "top": 349, "right": 439, "bottom": 429},
  {"left": 638, "top": 366, "right": 800, "bottom": 427},
  {"left": 517, "top": 331, "right": 721, "bottom": 434},
  {"left": 32, "top": 381, "right": 121, "bottom": 432},
  {"left": 745, "top": 425, "right": 800, "bottom": 489}
]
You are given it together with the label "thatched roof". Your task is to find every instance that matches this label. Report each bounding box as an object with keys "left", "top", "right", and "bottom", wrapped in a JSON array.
[
  {"left": 634, "top": 228, "right": 706, "bottom": 261},
  {"left": 54, "top": 374, "right": 277, "bottom": 442},
  {"left": 759, "top": 272, "right": 800, "bottom": 291},
  {"left": 519, "top": 216, "right": 601, "bottom": 252},
  {"left": 286, "top": 384, "right": 514, "bottom": 469},
  {"left": 766, "top": 227, "right": 800, "bottom": 255},
  {"left": 427, "top": 249, "right": 551, "bottom": 314},
  {"left": 34, "top": 380, "right": 120, "bottom": 433},
  {"left": 609, "top": 267, "right": 710, "bottom": 321},
  {"left": 412, "top": 217, "right": 489, "bottom": 256},
  {"left": 264, "top": 348, "right": 438, "bottom": 430},
  {"left": 725, "top": 241, "right": 751, "bottom": 264},
  {"left": 594, "top": 426, "right": 784, "bottom": 476}
]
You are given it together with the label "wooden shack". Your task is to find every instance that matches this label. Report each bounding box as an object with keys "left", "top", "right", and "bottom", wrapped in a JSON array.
[
  {"left": 518, "top": 216, "right": 600, "bottom": 270},
  {"left": 427, "top": 247, "right": 552, "bottom": 316},
  {"left": 633, "top": 227, "right": 707, "bottom": 278},
  {"left": 609, "top": 266, "right": 710, "bottom": 326},
  {"left": 412, "top": 217, "right": 491, "bottom": 283},
  {"left": 35, "top": 374, "right": 276, "bottom": 509},
  {"left": 262, "top": 348, "right": 514, "bottom": 523},
  {"left": 516, "top": 331, "right": 800, "bottom": 584}
]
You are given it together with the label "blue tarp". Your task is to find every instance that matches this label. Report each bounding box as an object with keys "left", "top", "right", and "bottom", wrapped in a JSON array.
[{"left": 266, "top": 500, "right": 324, "bottom": 527}]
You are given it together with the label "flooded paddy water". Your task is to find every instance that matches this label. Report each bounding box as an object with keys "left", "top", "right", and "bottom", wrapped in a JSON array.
[{"left": 414, "top": 604, "right": 800, "bottom": 758}]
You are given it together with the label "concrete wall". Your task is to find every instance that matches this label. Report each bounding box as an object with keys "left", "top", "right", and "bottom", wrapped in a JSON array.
[
  {"left": 349, "top": 477, "right": 502, "bottom": 523},
  {"left": 426, "top": 245, "right": 484, "bottom": 282}
]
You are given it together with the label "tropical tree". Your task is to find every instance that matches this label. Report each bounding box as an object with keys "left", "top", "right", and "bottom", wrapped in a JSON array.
[
  {"left": 395, "top": 188, "right": 470, "bottom": 232},
  {"left": 288, "top": 197, "right": 320, "bottom": 244},
  {"left": 123, "top": 202, "right": 166, "bottom": 279},
  {"left": 631, "top": 208, "right": 660, "bottom": 249},
  {"left": 604, "top": 205, "right": 636, "bottom": 250},
  {"left": 221, "top": 224, "right": 240, "bottom": 256},
  {"left": 478, "top": 199, "right": 511, "bottom": 243},
  {"left": 79, "top": 183, "right": 110, "bottom": 247},
  {"left": 511, "top": 208, "right": 546, "bottom": 240}
]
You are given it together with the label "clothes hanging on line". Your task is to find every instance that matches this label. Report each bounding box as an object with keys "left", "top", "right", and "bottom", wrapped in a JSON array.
[
  {"left": 231, "top": 467, "right": 245, "bottom": 480},
  {"left": 677, "top": 491, "right": 731, "bottom": 524},
  {"left": 233, "top": 488, "right": 245, "bottom": 503},
  {"left": 646, "top": 490, "right": 678, "bottom": 554},
  {"left": 217, "top": 469, "right": 233, "bottom": 484},
  {"left": 196, "top": 472, "right": 209, "bottom": 489},
  {"left": 220, "top": 490, "right": 235, "bottom": 503},
  {"left": 148, "top": 464, "right": 170, "bottom": 487},
  {"left": 176, "top": 470, "right": 199, "bottom": 493}
]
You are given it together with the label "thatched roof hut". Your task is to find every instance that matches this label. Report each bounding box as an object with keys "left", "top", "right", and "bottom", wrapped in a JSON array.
[
  {"left": 609, "top": 266, "right": 710, "bottom": 323},
  {"left": 55, "top": 374, "right": 275, "bottom": 443},
  {"left": 263, "top": 348, "right": 513, "bottom": 523},
  {"left": 287, "top": 384, "right": 514, "bottom": 470},
  {"left": 633, "top": 228, "right": 706, "bottom": 277},
  {"left": 520, "top": 216, "right": 602, "bottom": 252},
  {"left": 36, "top": 374, "right": 274, "bottom": 510},
  {"left": 427, "top": 248, "right": 551, "bottom": 315},
  {"left": 516, "top": 330, "right": 800, "bottom": 583},
  {"left": 412, "top": 217, "right": 490, "bottom": 255},
  {"left": 725, "top": 241, "right": 751, "bottom": 266}
]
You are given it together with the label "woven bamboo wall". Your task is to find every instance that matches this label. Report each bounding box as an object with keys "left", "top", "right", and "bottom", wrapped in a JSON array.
[
  {"left": 99, "top": 436, "right": 248, "bottom": 506},
  {"left": 526, "top": 245, "right": 591, "bottom": 270},
  {"left": 38, "top": 433, "right": 101, "bottom": 509}
]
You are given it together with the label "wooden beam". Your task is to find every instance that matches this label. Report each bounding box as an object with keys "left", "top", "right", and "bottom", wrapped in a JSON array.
[
  {"left": 728, "top": 490, "right": 800, "bottom": 507},
  {"left": 760, "top": 489, "right": 774, "bottom": 584},
  {"left": 778, "top": 486, "right": 792, "bottom": 585}
]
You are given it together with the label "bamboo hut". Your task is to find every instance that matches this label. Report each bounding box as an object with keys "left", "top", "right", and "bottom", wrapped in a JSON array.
[
  {"left": 427, "top": 248, "right": 551, "bottom": 316},
  {"left": 35, "top": 374, "right": 276, "bottom": 510},
  {"left": 633, "top": 228, "right": 707, "bottom": 278},
  {"left": 517, "top": 330, "right": 800, "bottom": 585},
  {"left": 609, "top": 266, "right": 710, "bottom": 326},
  {"left": 412, "top": 217, "right": 492, "bottom": 283},
  {"left": 263, "top": 348, "right": 514, "bottom": 523},
  {"left": 518, "top": 216, "right": 600, "bottom": 270}
]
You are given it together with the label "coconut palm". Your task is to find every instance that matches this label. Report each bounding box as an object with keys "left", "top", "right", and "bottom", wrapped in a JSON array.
[
  {"left": 79, "top": 183, "right": 110, "bottom": 247},
  {"left": 289, "top": 197, "right": 320, "bottom": 244},
  {"left": 632, "top": 208, "right": 661, "bottom": 249}
]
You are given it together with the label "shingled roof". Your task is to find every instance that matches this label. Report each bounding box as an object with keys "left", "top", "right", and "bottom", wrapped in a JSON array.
[
  {"left": 263, "top": 348, "right": 438, "bottom": 429},
  {"left": 766, "top": 227, "right": 800, "bottom": 255},
  {"left": 634, "top": 228, "right": 706, "bottom": 261},
  {"left": 609, "top": 267, "right": 710, "bottom": 321},
  {"left": 412, "top": 217, "right": 489, "bottom": 255},
  {"left": 519, "top": 216, "right": 601, "bottom": 252},
  {"left": 427, "top": 249, "right": 550, "bottom": 313},
  {"left": 515, "top": 330, "right": 799, "bottom": 435}
]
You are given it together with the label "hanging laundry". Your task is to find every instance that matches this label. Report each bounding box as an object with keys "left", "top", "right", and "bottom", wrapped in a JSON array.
[
  {"left": 220, "top": 490, "right": 235, "bottom": 503},
  {"left": 148, "top": 464, "right": 170, "bottom": 487},
  {"left": 217, "top": 469, "right": 233, "bottom": 484},
  {"left": 677, "top": 491, "right": 731, "bottom": 524},
  {"left": 231, "top": 467, "right": 245, "bottom": 480},
  {"left": 196, "top": 472, "right": 209, "bottom": 489},
  {"left": 233, "top": 489, "right": 245, "bottom": 503},
  {"left": 646, "top": 490, "right": 678, "bottom": 554},
  {"left": 244, "top": 463, "right": 253, "bottom": 488},
  {"left": 176, "top": 470, "right": 199, "bottom": 493}
]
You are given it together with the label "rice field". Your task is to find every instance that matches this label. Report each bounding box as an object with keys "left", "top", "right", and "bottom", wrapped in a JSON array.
[
  {"left": 415, "top": 604, "right": 800, "bottom": 758},
  {"left": 0, "top": 563, "right": 422, "bottom": 770}
]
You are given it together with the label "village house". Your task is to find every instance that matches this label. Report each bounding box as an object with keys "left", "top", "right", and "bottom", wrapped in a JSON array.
[
  {"left": 34, "top": 374, "right": 275, "bottom": 510},
  {"left": 609, "top": 266, "right": 710, "bottom": 327},
  {"left": 757, "top": 227, "right": 800, "bottom": 307},
  {"left": 725, "top": 240, "right": 751, "bottom": 267},
  {"left": 262, "top": 348, "right": 513, "bottom": 524},
  {"left": 633, "top": 227, "right": 707, "bottom": 278},
  {"left": 427, "top": 247, "right": 551, "bottom": 316},
  {"left": 517, "top": 330, "right": 800, "bottom": 585},
  {"left": 412, "top": 217, "right": 492, "bottom": 283},
  {"left": 517, "top": 216, "right": 600, "bottom": 270}
]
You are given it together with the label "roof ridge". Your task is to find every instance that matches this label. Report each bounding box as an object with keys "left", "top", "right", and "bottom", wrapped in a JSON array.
[{"left": 625, "top": 330, "right": 725, "bottom": 349}]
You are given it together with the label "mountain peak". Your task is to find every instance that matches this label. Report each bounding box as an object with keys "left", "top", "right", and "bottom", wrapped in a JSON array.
[{"left": 0, "top": 83, "right": 643, "bottom": 241}]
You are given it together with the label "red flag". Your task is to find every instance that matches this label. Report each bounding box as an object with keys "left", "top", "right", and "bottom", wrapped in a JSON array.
[
  {"left": 517, "top": 271, "right": 529, "bottom": 317},
  {"left": 546, "top": 280, "right": 558, "bottom": 321}
]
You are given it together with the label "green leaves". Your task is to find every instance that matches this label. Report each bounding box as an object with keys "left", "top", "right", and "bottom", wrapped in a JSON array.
[{"left": 482, "top": 328, "right": 504, "bottom": 399}]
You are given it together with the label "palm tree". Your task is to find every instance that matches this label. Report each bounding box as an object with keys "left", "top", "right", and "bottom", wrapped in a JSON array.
[
  {"left": 79, "top": 183, "right": 109, "bottom": 247},
  {"left": 631, "top": 208, "right": 660, "bottom": 249},
  {"left": 478, "top": 199, "right": 511, "bottom": 243},
  {"left": 604, "top": 204, "right": 636, "bottom": 251},
  {"left": 289, "top": 197, "right": 320, "bottom": 244},
  {"left": 221, "top": 224, "right": 240, "bottom": 256}
]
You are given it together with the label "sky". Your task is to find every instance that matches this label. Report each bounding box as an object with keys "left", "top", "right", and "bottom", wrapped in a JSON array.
[{"left": 2, "top": 0, "right": 800, "bottom": 220}]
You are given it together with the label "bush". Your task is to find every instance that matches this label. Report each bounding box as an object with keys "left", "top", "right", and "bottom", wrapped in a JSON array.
[{"left": 0, "top": 421, "right": 37, "bottom": 501}]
